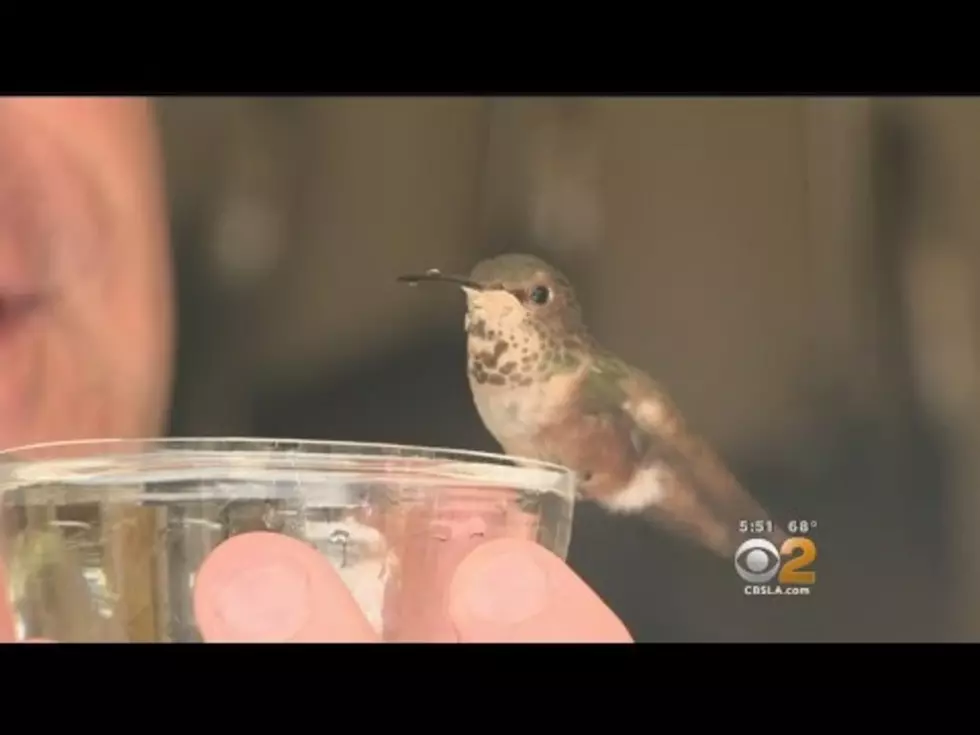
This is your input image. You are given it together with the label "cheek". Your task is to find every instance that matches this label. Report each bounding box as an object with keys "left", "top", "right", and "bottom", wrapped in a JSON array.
[
  {"left": 3, "top": 100, "right": 173, "bottom": 439},
  {"left": 65, "top": 199, "right": 171, "bottom": 435},
  {"left": 512, "top": 309, "right": 535, "bottom": 332},
  {"left": 34, "top": 211, "right": 171, "bottom": 440},
  {"left": 496, "top": 303, "right": 521, "bottom": 324}
]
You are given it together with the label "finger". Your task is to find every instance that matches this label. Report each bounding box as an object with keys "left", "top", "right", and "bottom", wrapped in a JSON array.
[
  {"left": 0, "top": 560, "right": 14, "bottom": 642},
  {"left": 448, "top": 538, "right": 634, "bottom": 643},
  {"left": 0, "top": 560, "right": 70, "bottom": 642},
  {"left": 194, "top": 531, "right": 378, "bottom": 643},
  {"left": 378, "top": 487, "right": 539, "bottom": 642}
]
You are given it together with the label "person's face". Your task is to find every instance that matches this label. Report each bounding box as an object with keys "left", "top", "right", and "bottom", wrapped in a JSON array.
[{"left": 0, "top": 98, "right": 173, "bottom": 450}]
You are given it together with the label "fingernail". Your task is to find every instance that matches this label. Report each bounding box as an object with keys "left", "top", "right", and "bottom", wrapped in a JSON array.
[{"left": 453, "top": 545, "right": 549, "bottom": 625}]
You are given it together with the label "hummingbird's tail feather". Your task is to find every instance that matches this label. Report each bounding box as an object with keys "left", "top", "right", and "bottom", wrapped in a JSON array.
[
  {"left": 602, "top": 460, "right": 786, "bottom": 560},
  {"left": 639, "top": 490, "right": 787, "bottom": 559},
  {"left": 604, "top": 365, "right": 787, "bottom": 559}
]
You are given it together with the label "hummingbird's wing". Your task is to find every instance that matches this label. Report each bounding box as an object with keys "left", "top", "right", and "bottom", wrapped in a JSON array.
[{"left": 575, "top": 352, "right": 787, "bottom": 558}]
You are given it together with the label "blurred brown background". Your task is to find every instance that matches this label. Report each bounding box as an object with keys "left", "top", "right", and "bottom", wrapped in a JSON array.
[{"left": 155, "top": 97, "right": 980, "bottom": 642}]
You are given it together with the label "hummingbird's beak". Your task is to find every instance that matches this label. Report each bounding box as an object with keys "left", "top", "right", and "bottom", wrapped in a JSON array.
[{"left": 396, "top": 269, "right": 484, "bottom": 291}]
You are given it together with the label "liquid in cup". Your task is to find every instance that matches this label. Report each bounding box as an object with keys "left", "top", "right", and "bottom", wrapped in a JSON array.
[{"left": 0, "top": 438, "right": 576, "bottom": 642}]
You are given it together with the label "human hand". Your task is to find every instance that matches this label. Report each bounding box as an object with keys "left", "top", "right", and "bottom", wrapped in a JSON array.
[
  {"left": 191, "top": 532, "right": 634, "bottom": 643},
  {"left": 3, "top": 531, "right": 632, "bottom": 643}
]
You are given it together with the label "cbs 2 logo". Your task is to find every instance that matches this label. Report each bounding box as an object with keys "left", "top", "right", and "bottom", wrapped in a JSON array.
[{"left": 734, "top": 537, "right": 816, "bottom": 585}]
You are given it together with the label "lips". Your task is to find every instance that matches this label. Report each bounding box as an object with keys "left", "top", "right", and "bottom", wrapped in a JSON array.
[
  {"left": 0, "top": 287, "right": 43, "bottom": 447},
  {"left": 0, "top": 193, "right": 48, "bottom": 349},
  {"left": 0, "top": 110, "right": 83, "bottom": 449},
  {"left": 0, "top": 237, "right": 46, "bottom": 346},
  {"left": 0, "top": 293, "right": 41, "bottom": 339},
  {"left": 0, "top": 259, "right": 46, "bottom": 447},
  {"left": 0, "top": 221, "right": 46, "bottom": 352}
]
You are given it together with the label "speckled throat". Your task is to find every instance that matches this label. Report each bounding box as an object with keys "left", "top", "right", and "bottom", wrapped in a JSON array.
[
  {"left": 465, "top": 312, "right": 587, "bottom": 389},
  {"left": 464, "top": 306, "right": 596, "bottom": 454}
]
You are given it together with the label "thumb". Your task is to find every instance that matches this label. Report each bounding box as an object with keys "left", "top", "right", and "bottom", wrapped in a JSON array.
[
  {"left": 447, "top": 539, "right": 633, "bottom": 643},
  {"left": 0, "top": 560, "right": 14, "bottom": 642}
]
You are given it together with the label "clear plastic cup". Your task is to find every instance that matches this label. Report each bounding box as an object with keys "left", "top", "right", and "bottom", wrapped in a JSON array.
[{"left": 0, "top": 438, "right": 576, "bottom": 642}]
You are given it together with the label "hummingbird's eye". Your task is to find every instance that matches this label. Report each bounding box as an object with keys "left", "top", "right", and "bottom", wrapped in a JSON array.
[{"left": 528, "top": 285, "right": 551, "bottom": 306}]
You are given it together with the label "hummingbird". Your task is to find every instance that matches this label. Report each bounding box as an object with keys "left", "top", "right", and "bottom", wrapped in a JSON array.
[{"left": 397, "top": 253, "right": 787, "bottom": 559}]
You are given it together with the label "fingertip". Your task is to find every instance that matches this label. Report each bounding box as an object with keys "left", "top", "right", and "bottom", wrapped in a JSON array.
[
  {"left": 0, "top": 560, "right": 14, "bottom": 643},
  {"left": 194, "top": 531, "right": 378, "bottom": 643},
  {"left": 448, "top": 539, "right": 633, "bottom": 643}
]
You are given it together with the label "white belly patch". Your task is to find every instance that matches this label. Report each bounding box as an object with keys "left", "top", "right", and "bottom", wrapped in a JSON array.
[{"left": 602, "top": 463, "right": 669, "bottom": 513}]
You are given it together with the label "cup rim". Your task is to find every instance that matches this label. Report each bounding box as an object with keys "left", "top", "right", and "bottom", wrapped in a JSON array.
[{"left": 0, "top": 437, "right": 577, "bottom": 495}]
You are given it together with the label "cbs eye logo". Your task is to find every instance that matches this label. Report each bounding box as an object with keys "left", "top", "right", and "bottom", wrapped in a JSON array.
[{"left": 734, "top": 537, "right": 817, "bottom": 585}]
